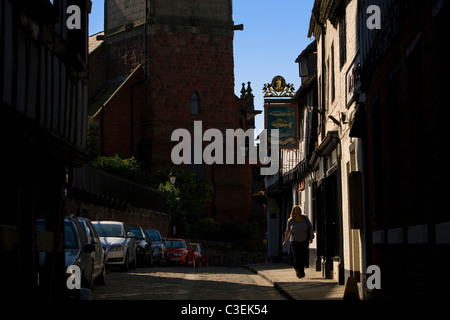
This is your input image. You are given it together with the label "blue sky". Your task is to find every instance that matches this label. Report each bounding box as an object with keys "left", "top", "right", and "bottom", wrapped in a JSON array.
[{"left": 88, "top": 0, "right": 315, "bottom": 131}]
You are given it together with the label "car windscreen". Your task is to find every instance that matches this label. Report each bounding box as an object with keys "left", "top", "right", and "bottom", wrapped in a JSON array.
[
  {"left": 166, "top": 240, "right": 185, "bottom": 248},
  {"left": 65, "top": 221, "right": 78, "bottom": 249},
  {"left": 129, "top": 227, "right": 143, "bottom": 240},
  {"left": 146, "top": 229, "right": 161, "bottom": 242},
  {"left": 37, "top": 220, "right": 80, "bottom": 249},
  {"left": 94, "top": 223, "right": 125, "bottom": 238}
]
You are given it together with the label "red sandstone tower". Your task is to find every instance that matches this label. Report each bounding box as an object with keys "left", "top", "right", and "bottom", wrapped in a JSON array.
[{"left": 89, "top": 0, "right": 259, "bottom": 224}]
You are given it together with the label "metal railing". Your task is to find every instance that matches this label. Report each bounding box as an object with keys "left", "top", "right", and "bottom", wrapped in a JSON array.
[{"left": 71, "top": 164, "right": 166, "bottom": 212}]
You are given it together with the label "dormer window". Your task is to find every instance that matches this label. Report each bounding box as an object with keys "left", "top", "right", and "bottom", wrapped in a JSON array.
[{"left": 191, "top": 92, "right": 199, "bottom": 114}]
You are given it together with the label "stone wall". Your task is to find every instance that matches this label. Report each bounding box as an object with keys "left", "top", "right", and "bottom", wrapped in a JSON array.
[{"left": 66, "top": 197, "right": 170, "bottom": 237}]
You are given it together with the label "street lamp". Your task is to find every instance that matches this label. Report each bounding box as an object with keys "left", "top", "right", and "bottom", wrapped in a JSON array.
[
  {"left": 168, "top": 170, "right": 176, "bottom": 236},
  {"left": 168, "top": 171, "right": 176, "bottom": 185}
]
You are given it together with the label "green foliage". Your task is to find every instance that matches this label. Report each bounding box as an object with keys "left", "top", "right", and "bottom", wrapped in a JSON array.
[
  {"left": 157, "top": 180, "right": 182, "bottom": 219},
  {"left": 151, "top": 166, "right": 215, "bottom": 238},
  {"left": 90, "top": 154, "right": 151, "bottom": 184},
  {"left": 90, "top": 157, "right": 215, "bottom": 239},
  {"left": 149, "top": 166, "right": 214, "bottom": 220}
]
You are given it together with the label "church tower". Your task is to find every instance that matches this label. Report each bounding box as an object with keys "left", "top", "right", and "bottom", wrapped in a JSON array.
[{"left": 90, "top": 0, "right": 258, "bottom": 224}]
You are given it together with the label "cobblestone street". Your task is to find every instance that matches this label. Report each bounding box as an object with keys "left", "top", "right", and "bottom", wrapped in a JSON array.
[{"left": 93, "top": 266, "right": 287, "bottom": 300}]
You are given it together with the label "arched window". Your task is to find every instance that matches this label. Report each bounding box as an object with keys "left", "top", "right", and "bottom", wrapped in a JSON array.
[{"left": 191, "top": 92, "right": 199, "bottom": 114}]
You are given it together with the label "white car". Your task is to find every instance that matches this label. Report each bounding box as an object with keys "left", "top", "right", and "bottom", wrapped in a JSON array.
[
  {"left": 92, "top": 221, "right": 137, "bottom": 271},
  {"left": 78, "top": 217, "right": 106, "bottom": 284}
]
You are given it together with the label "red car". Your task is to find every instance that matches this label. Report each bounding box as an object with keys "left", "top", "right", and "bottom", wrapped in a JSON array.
[
  {"left": 166, "top": 238, "right": 195, "bottom": 266},
  {"left": 190, "top": 243, "right": 209, "bottom": 267}
]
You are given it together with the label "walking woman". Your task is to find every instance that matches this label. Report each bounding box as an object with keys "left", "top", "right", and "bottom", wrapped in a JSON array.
[{"left": 282, "top": 205, "right": 314, "bottom": 278}]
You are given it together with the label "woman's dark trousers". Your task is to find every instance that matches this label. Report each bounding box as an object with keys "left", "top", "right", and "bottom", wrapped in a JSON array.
[{"left": 291, "top": 240, "right": 309, "bottom": 275}]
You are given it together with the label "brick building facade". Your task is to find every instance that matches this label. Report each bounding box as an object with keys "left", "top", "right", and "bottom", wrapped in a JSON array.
[
  {"left": 353, "top": 0, "right": 450, "bottom": 299},
  {"left": 276, "top": 0, "right": 450, "bottom": 299},
  {"left": 1, "top": 0, "right": 91, "bottom": 299},
  {"left": 89, "top": 0, "right": 259, "bottom": 225}
]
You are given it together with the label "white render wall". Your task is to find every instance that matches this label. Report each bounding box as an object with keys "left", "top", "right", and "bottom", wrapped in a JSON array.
[{"left": 315, "top": 0, "right": 364, "bottom": 285}]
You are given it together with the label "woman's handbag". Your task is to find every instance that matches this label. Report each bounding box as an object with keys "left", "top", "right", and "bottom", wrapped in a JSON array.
[{"left": 304, "top": 215, "right": 313, "bottom": 241}]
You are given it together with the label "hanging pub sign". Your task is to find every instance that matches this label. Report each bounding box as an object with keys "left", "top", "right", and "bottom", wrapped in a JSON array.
[
  {"left": 265, "top": 103, "right": 298, "bottom": 149},
  {"left": 264, "top": 76, "right": 298, "bottom": 150}
]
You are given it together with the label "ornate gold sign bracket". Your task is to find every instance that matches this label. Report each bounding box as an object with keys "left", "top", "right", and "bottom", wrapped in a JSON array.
[{"left": 263, "top": 75, "right": 296, "bottom": 98}]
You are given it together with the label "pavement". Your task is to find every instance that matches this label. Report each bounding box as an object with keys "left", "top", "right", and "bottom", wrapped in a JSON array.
[{"left": 244, "top": 263, "right": 347, "bottom": 300}]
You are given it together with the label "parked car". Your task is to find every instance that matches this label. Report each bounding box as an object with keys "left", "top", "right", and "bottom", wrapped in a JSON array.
[
  {"left": 36, "top": 216, "right": 96, "bottom": 299},
  {"left": 145, "top": 229, "right": 167, "bottom": 266},
  {"left": 165, "top": 238, "right": 195, "bottom": 266},
  {"left": 78, "top": 217, "right": 106, "bottom": 284},
  {"left": 189, "top": 243, "right": 209, "bottom": 267},
  {"left": 92, "top": 221, "right": 137, "bottom": 271},
  {"left": 129, "top": 226, "right": 153, "bottom": 267}
]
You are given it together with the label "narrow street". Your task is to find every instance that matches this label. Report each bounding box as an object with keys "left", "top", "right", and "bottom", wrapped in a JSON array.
[
  {"left": 93, "top": 266, "right": 287, "bottom": 300},
  {"left": 4, "top": 0, "right": 448, "bottom": 303}
]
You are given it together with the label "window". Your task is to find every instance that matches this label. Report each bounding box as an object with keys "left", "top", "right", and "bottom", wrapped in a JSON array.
[
  {"left": 318, "top": 76, "right": 322, "bottom": 110},
  {"left": 191, "top": 92, "right": 199, "bottom": 114},
  {"left": 129, "top": 227, "right": 144, "bottom": 240},
  {"left": 331, "top": 43, "right": 335, "bottom": 103},
  {"left": 339, "top": 14, "right": 347, "bottom": 68},
  {"left": 65, "top": 222, "right": 78, "bottom": 249},
  {"left": 94, "top": 223, "right": 125, "bottom": 238},
  {"left": 325, "top": 60, "right": 329, "bottom": 110}
]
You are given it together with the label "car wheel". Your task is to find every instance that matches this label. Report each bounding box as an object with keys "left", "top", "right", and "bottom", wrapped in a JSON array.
[
  {"left": 88, "top": 270, "right": 94, "bottom": 289},
  {"left": 121, "top": 252, "right": 129, "bottom": 271},
  {"left": 81, "top": 269, "right": 93, "bottom": 290},
  {"left": 95, "top": 265, "right": 106, "bottom": 285},
  {"left": 160, "top": 253, "right": 168, "bottom": 267},
  {"left": 130, "top": 250, "right": 137, "bottom": 270}
]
